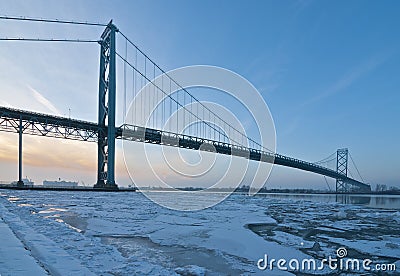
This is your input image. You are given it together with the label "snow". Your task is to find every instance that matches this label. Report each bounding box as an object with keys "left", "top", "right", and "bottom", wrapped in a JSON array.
[
  {"left": 0, "top": 216, "right": 47, "bottom": 275},
  {"left": 175, "top": 265, "right": 207, "bottom": 276},
  {"left": 0, "top": 190, "right": 399, "bottom": 275},
  {"left": 336, "top": 209, "right": 347, "bottom": 219},
  {"left": 0, "top": 202, "right": 94, "bottom": 275}
]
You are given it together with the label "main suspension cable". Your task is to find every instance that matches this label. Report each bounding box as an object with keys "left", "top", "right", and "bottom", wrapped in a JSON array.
[
  {"left": 0, "top": 15, "right": 107, "bottom": 26},
  {"left": 0, "top": 38, "right": 99, "bottom": 43},
  {"left": 349, "top": 152, "right": 365, "bottom": 183},
  {"left": 313, "top": 151, "right": 336, "bottom": 164}
]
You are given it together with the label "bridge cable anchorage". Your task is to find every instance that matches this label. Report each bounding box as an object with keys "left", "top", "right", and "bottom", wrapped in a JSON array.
[
  {"left": 349, "top": 152, "right": 365, "bottom": 183},
  {"left": 116, "top": 33, "right": 274, "bottom": 153},
  {"left": 0, "top": 15, "right": 107, "bottom": 26},
  {"left": 0, "top": 38, "right": 100, "bottom": 43}
]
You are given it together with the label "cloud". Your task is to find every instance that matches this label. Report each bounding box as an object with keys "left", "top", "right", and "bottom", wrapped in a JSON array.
[
  {"left": 0, "top": 100, "right": 13, "bottom": 108},
  {"left": 280, "top": 116, "right": 301, "bottom": 137},
  {"left": 0, "top": 132, "right": 96, "bottom": 170},
  {"left": 298, "top": 53, "right": 390, "bottom": 108},
  {"left": 292, "top": 0, "right": 314, "bottom": 12},
  {"left": 27, "top": 85, "right": 61, "bottom": 115}
]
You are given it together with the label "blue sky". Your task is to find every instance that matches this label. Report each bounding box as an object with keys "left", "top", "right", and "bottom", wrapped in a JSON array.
[{"left": 0, "top": 1, "right": 399, "bottom": 189}]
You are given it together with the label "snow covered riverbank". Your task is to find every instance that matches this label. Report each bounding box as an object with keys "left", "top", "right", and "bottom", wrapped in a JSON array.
[{"left": 0, "top": 191, "right": 399, "bottom": 275}]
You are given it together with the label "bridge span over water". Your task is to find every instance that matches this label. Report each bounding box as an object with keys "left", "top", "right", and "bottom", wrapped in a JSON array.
[
  {"left": 0, "top": 18, "right": 370, "bottom": 193},
  {"left": 0, "top": 106, "right": 370, "bottom": 192}
]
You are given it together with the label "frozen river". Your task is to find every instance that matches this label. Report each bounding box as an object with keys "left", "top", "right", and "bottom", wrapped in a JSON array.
[{"left": 0, "top": 190, "right": 399, "bottom": 275}]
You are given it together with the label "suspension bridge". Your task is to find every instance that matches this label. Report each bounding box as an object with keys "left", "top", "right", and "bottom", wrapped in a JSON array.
[{"left": 0, "top": 17, "right": 370, "bottom": 193}]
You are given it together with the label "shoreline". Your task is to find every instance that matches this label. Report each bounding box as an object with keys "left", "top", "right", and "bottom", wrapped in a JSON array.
[{"left": 1, "top": 184, "right": 399, "bottom": 195}]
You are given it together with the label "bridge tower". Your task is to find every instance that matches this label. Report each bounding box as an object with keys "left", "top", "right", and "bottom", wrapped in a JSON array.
[
  {"left": 94, "top": 21, "right": 118, "bottom": 189},
  {"left": 336, "top": 148, "right": 349, "bottom": 193}
]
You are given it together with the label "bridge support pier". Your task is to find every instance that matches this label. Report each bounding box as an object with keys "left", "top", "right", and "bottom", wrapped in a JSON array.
[
  {"left": 336, "top": 148, "right": 348, "bottom": 193},
  {"left": 94, "top": 21, "right": 118, "bottom": 190},
  {"left": 17, "top": 117, "right": 24, "bottom": 187}
]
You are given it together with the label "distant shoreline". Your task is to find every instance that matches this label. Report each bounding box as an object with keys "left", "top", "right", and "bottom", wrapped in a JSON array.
[
  {"left": 0, "top": 184, "right": 136, "bottom": 192},
  {"left": 0, "top": 184, "right": 399, "bottom": 195}
]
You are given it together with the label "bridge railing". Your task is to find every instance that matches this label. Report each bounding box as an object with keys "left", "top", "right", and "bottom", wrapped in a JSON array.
[
  {"left": 0, "top": 106, "right": 98, "bottom": 126},
  {"left": 120, "top": 124, "right": 338, "bottom": 173}
]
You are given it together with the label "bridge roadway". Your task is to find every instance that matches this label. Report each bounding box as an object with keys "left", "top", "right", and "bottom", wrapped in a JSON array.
[{"left": 0, "top": 106, "right": 371, "bottom": 191}]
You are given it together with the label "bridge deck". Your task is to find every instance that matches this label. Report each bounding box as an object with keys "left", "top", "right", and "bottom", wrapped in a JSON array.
[
  {"left": 121, "top": 125, "right": 370, "bottom": 191},
  {"left": 0, "top": 107, "right": 370, "bottom": 191},
  {"left": 0, "top": 106, "right": 103, "bottom": 141}
]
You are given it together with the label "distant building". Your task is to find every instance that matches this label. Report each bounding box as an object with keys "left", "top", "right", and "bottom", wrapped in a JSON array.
[
  {"left": 43, "top": 178, "right": 78, "bottom": 188},
  {"left": 11, "top": 178, "right": 34, "bottom": 186}
]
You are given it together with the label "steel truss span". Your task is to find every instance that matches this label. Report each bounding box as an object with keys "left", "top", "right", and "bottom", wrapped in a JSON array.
[{"left": 0, "top": 106, "right": 103, "bottom": 142}]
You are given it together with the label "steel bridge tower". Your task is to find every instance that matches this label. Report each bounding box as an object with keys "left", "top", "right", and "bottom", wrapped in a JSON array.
[
  {"left": 336, "top": 148, "right": 349, "bottom": 193},
  {"left": 94, "top": 21, "right": 118, "bottom": 189}
]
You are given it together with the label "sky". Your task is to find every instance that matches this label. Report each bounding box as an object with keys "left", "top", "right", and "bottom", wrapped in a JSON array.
[{"left": 0, "top": 0, "right": 399, "bottom": 190}]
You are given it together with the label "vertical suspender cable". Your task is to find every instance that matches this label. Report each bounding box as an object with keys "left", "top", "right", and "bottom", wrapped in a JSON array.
[
  {"left": 123, "top": 38, "right": 127, "bottom": 123},
  {"left": 169, "top": 79, "right": 172, "bottom": 132}
]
